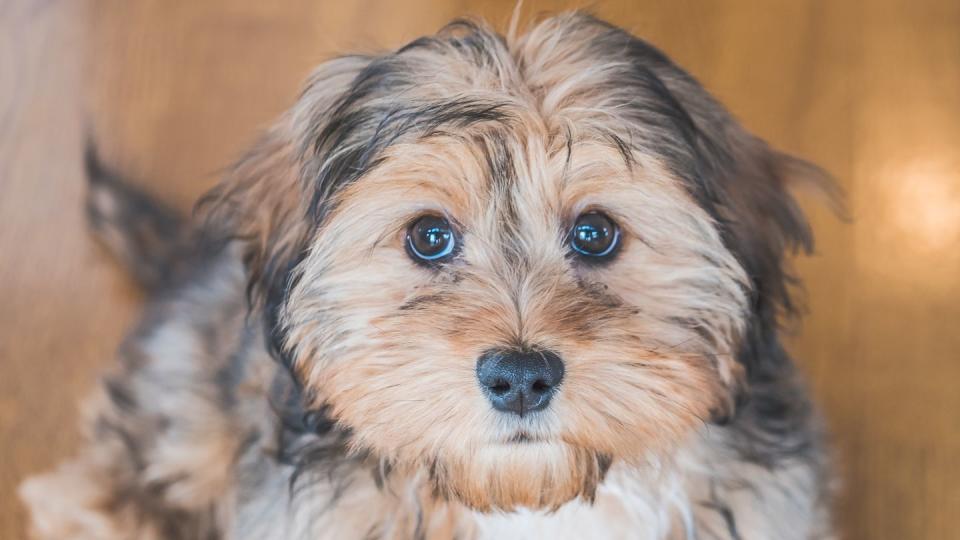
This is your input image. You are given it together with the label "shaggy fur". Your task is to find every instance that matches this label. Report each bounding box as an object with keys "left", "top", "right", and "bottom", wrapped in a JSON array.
[{"left": 21, "top": 13, "right": 834, "bottom": 539}]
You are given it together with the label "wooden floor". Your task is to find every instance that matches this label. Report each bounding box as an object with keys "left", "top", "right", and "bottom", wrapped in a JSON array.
[{"left": 2, "top": 0, "right": 958, "bottom": 537}]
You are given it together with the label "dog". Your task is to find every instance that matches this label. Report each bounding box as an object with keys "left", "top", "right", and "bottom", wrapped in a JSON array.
[{"left": 20, "top": 12, "right": 835, "bottom": 539}]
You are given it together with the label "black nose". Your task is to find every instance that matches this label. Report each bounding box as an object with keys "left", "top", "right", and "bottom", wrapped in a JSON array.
[{"left": 476, "top": 349, "right": 565, "bottom": 416}]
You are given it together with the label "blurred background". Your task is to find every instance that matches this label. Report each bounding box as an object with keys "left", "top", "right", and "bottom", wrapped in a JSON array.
[{"left": 1, "top": 0, "right": 958, "bottom": 537}]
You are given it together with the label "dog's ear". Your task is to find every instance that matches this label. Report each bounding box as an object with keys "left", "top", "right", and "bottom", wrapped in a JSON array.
[
  {"left": 636, "top": 53, "right": 838, "bottom": 422},
  {"left": 196, "top": 57, "right": 372, "bottom": 358},
  {"left": 197, "top": 125, "right": 306, "bottom": 309},
  {"left": 707, "top": 128, "right": 827, "bottom": 328},
  {"left": 701, "top": 129, "right": 832, "bottom": 424}
]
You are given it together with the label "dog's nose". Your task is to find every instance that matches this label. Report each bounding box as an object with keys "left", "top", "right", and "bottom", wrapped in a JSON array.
[{"left": 476, "top": 349, "right": 565, "bottom": 416}]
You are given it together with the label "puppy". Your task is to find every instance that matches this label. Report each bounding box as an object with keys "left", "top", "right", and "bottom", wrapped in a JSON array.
[{"left": 20, "top": 12, "right": 835, "bottom": 539}]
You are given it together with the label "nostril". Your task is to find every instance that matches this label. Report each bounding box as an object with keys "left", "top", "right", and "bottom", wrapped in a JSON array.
[
  {"left": 531, "top": 379, "right": 550, "bottom": 393},
  {"left": 489, "top": 378, "right": 511, "bottom": 395}
]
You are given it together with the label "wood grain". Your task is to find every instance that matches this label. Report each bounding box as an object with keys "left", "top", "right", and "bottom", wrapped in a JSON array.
[{"left": 2, "top": 0, "right": 958, "bottom": 537}]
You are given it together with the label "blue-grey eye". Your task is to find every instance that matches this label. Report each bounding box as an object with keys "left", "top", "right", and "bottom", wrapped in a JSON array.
[
  {"left": 406, "top": 214, "right": 458, "bottom": 265},
  {"left": 570, "top": 212, "right": 621, "bottom": 259}
]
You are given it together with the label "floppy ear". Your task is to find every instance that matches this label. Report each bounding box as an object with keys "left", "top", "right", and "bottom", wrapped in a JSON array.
[
  {"left": 197, "top": 125, "right": 306, "bottom": 309},
  {"left": 196, "top": 56, "right": 373, "bottom": 360},
  {"left": 639, "top": 56, "right": 838, "bottom": 424},
  {"left": 684, "top": 106, "right": 838, "bottom": 432},
  {"left": 709, "top": 129, "right": 825, "bottom": 327},
  {"left": 704, "top": 128, "right": 833, "bottom": 426}
]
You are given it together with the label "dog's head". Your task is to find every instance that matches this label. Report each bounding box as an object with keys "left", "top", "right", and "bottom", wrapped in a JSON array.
[{"left": 203, "top": 13, "right": 824, "bottom": 511}]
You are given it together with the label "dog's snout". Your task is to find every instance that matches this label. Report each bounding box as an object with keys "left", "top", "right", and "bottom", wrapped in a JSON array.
[{"left": 476, "top": 349, "right": 564, "bottom": 416}]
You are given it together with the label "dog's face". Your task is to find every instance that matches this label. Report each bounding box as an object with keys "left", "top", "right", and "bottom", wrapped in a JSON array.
[
  {"left": 289, "top": 130, "right": 748, "bottom": 509},
  {"left": 207, "top": 14, "right": 817, "bottom": 511}
]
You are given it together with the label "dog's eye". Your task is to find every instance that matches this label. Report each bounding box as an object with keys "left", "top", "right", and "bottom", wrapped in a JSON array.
[
  {"left": 406, "top": 214, "right": 458, "bottom": 265},
  {"left": 569, "top": 212, "right": 621, "bottom": 260}
]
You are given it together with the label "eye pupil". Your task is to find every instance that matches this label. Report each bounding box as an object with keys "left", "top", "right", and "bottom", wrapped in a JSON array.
[
  {"left": 407, "top": 215, "right": 457, "bottom": 264},
  {"left": 421, "top": 226, "right": 448, "bottom": 251},
  {"left": 570, "top": 212, "right": 620, "bottom": 259}
]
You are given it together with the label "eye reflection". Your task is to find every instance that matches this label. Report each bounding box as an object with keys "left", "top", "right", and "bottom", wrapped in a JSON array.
[
  {"left": 406, "top": 214, "right": 458, "bottom": 265},
  {"left": 570, "top": 212, "right": 621, "bottom": 260}
]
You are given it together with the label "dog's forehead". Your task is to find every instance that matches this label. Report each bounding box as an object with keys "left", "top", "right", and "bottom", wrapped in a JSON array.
[
  {"left": 334, "top": 120, "right": 641, "bottom": 226},
  {"left": 303, "top": 17, "right": 713, "bottom": 226}
]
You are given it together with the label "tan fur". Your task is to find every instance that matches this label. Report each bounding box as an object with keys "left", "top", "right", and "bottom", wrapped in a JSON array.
[
  {"left": 21, "top": 13, "right": 832, "bottom": 539},
  {"left": 280, "top": 35, "right": 749, "bottom": 512}
]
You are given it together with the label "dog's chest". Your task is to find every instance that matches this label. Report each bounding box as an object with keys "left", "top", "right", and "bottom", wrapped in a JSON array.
[
  {"left": 380, "top": 465, "right": 692, "bottom": 540},
  {"left": 463, "top": 468, "right": 686, "bottom": 540},
  {"left": 239, "top": 462, "right": 688, "bottom": 540},
  {"left": 231, "top": 432, "right": 824, "bottom": 540}
]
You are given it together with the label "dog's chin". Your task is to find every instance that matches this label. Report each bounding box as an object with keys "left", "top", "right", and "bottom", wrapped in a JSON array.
[{"left": 426, "top": 441, "right": 611, "bottom": 512}]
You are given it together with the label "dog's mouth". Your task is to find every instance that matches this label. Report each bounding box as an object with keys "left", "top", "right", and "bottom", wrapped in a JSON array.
[
  {"left": 425, "top": 439, "right": 615, "bottom": 511},
  {"left": 503, "top": 431, "right": 545, "bottom": 444}
]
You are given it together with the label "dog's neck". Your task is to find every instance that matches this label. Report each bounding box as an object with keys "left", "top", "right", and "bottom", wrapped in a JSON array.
[
  {"left": 274, "top": 453, "right": 681, "bottom": 539},
  {"left": 263, "top": 405, "right": 827, "bottom": 540},
  {"left": 271, "top": 408, "right": 712, "bottom": 540}
]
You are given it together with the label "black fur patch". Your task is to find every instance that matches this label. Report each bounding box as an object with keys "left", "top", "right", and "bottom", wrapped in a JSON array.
[
  {"left": 85, "top": 142, "right": 186, "bottom": 290},
  {"left": 306, "top": 93, "right": 511, "bottom": 223},
  {"left": 573, "top": 14, "right": 825, "bottom": 462}
]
